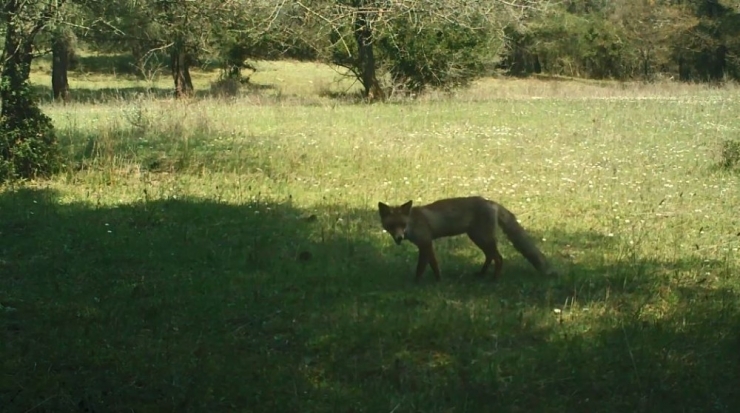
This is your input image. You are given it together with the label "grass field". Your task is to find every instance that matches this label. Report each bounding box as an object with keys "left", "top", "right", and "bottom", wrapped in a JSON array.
[{"left": 2, "top": 58, "right": 740, "bottom": 412}]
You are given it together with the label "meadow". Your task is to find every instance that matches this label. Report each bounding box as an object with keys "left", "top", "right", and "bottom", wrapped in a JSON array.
[{"left": 2, "top": 57, "right": 739, "bottom": 412}]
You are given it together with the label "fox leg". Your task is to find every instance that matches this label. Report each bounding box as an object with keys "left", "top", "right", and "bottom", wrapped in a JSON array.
[
  {"left": 428, "top": 244, "right": 441, "bottom": 281},
  {"left": 415, "top": 242, "right": 441, "bottom": 282},
  {"left": 467, "top": 231, "right": 504, "bottom": 280}
]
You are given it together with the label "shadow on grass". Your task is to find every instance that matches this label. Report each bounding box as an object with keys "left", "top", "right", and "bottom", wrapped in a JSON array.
[
  {"left": 32, "top": 84, "right": 176, "bottom": 103},
  {"left": 68, "top": 54, "right": 221, "bottom": 77},
  {"left": 31, "top": 82, "right": 277, "bottom": 104},
  {"left": 1, "top": 188, "right": 738, "bottom": 412}
]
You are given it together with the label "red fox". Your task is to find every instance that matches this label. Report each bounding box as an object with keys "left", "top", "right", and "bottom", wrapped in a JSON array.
[{"left": 378, "top": 196, "right": 557, "bottom": 282}]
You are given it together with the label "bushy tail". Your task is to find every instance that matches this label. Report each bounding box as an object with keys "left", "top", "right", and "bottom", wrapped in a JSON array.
[{"left": 495, "top": 203, "right": 557, "bottom": 276}]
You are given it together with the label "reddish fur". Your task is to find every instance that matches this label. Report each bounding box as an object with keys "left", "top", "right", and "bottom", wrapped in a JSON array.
[{"left": 378, "top": 196, "right": 555, "bottom": 282}]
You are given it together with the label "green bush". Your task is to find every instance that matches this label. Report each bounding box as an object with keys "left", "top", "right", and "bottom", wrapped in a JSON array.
[
  {"left": 327, "top": 13, "right": 498, "bottom": 96},
  {"left": 378, "top": 16, "right": 497, "bottom": 94},
  {"left": 0, "top": 88, "right": 61, "bottom": 183}
]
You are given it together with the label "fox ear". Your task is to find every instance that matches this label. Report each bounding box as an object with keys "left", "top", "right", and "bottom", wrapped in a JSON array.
[
  {"left": 378, "top": 202, "right": 391, "bottom": 218},
  {"left": 400, "top": 200, "right": 413, "bottom": 214}
]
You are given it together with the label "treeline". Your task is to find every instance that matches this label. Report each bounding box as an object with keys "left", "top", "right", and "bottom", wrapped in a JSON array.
[
  {"left": 1, "top": 0, "right": 739, "bottom": 181},
  {"left": 503, "top": 0, "right": 740, "bottom": 83},
  {"left": 41, "top": 0, "right": 740, "bottom": 101}
]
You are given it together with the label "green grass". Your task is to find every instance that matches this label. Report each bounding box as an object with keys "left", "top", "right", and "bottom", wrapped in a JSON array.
[{"left": 2, "top": 59, "right": 740, "bottom": 412}]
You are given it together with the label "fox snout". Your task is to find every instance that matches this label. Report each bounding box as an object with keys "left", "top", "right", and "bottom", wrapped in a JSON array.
[{"left": 384, "top": 227, "right": 406, "bottom": 245}]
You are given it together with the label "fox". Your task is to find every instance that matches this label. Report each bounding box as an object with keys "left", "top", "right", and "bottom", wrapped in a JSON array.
[{"left": 377, "top": 196, "right": 557, "bottom": 282}]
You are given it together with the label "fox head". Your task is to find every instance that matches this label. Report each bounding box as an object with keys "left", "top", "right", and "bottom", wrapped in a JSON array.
[{"left": 378, "top": 200, "right": 413, "bottom": 245}]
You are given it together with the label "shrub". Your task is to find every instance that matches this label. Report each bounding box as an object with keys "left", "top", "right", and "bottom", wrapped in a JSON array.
[{"left": 0, "top": 93, "right": 61, "bottom": 183}]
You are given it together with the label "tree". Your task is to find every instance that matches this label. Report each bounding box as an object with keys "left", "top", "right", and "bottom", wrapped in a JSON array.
[
  {"left": 610, "top": 0, "right": 697, "bottom": 80},
  {"left": 43, "top": 0, "right": 103, "bottom": 103},
  {"left": 81, "top": 0, "right": 283, "bottom": 98},
  {"left": 0, "top": 0, "right": 67, "bottom": 181},
  {"left": 212, "top": 1, "right": 310, "bottom": 83},
  {"left": 297, "top": 0, "right": 548, "bottom": 100},
  {"left": 670, "top": 0, "right": 740, "bottom": 82}
]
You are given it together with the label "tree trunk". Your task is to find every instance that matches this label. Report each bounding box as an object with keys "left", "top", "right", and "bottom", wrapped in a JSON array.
[
  {"left": 171, "top": 42, "right": 194, "bottom": 98},
  {"left": 354, "top": 9, "right": 384, "bottom": 101},
  {"left": 51, "top": 31, "right": 72, "bottom": 103},
  {"left": 678, "top": 55, "right": 690, "bottom": 81}
]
